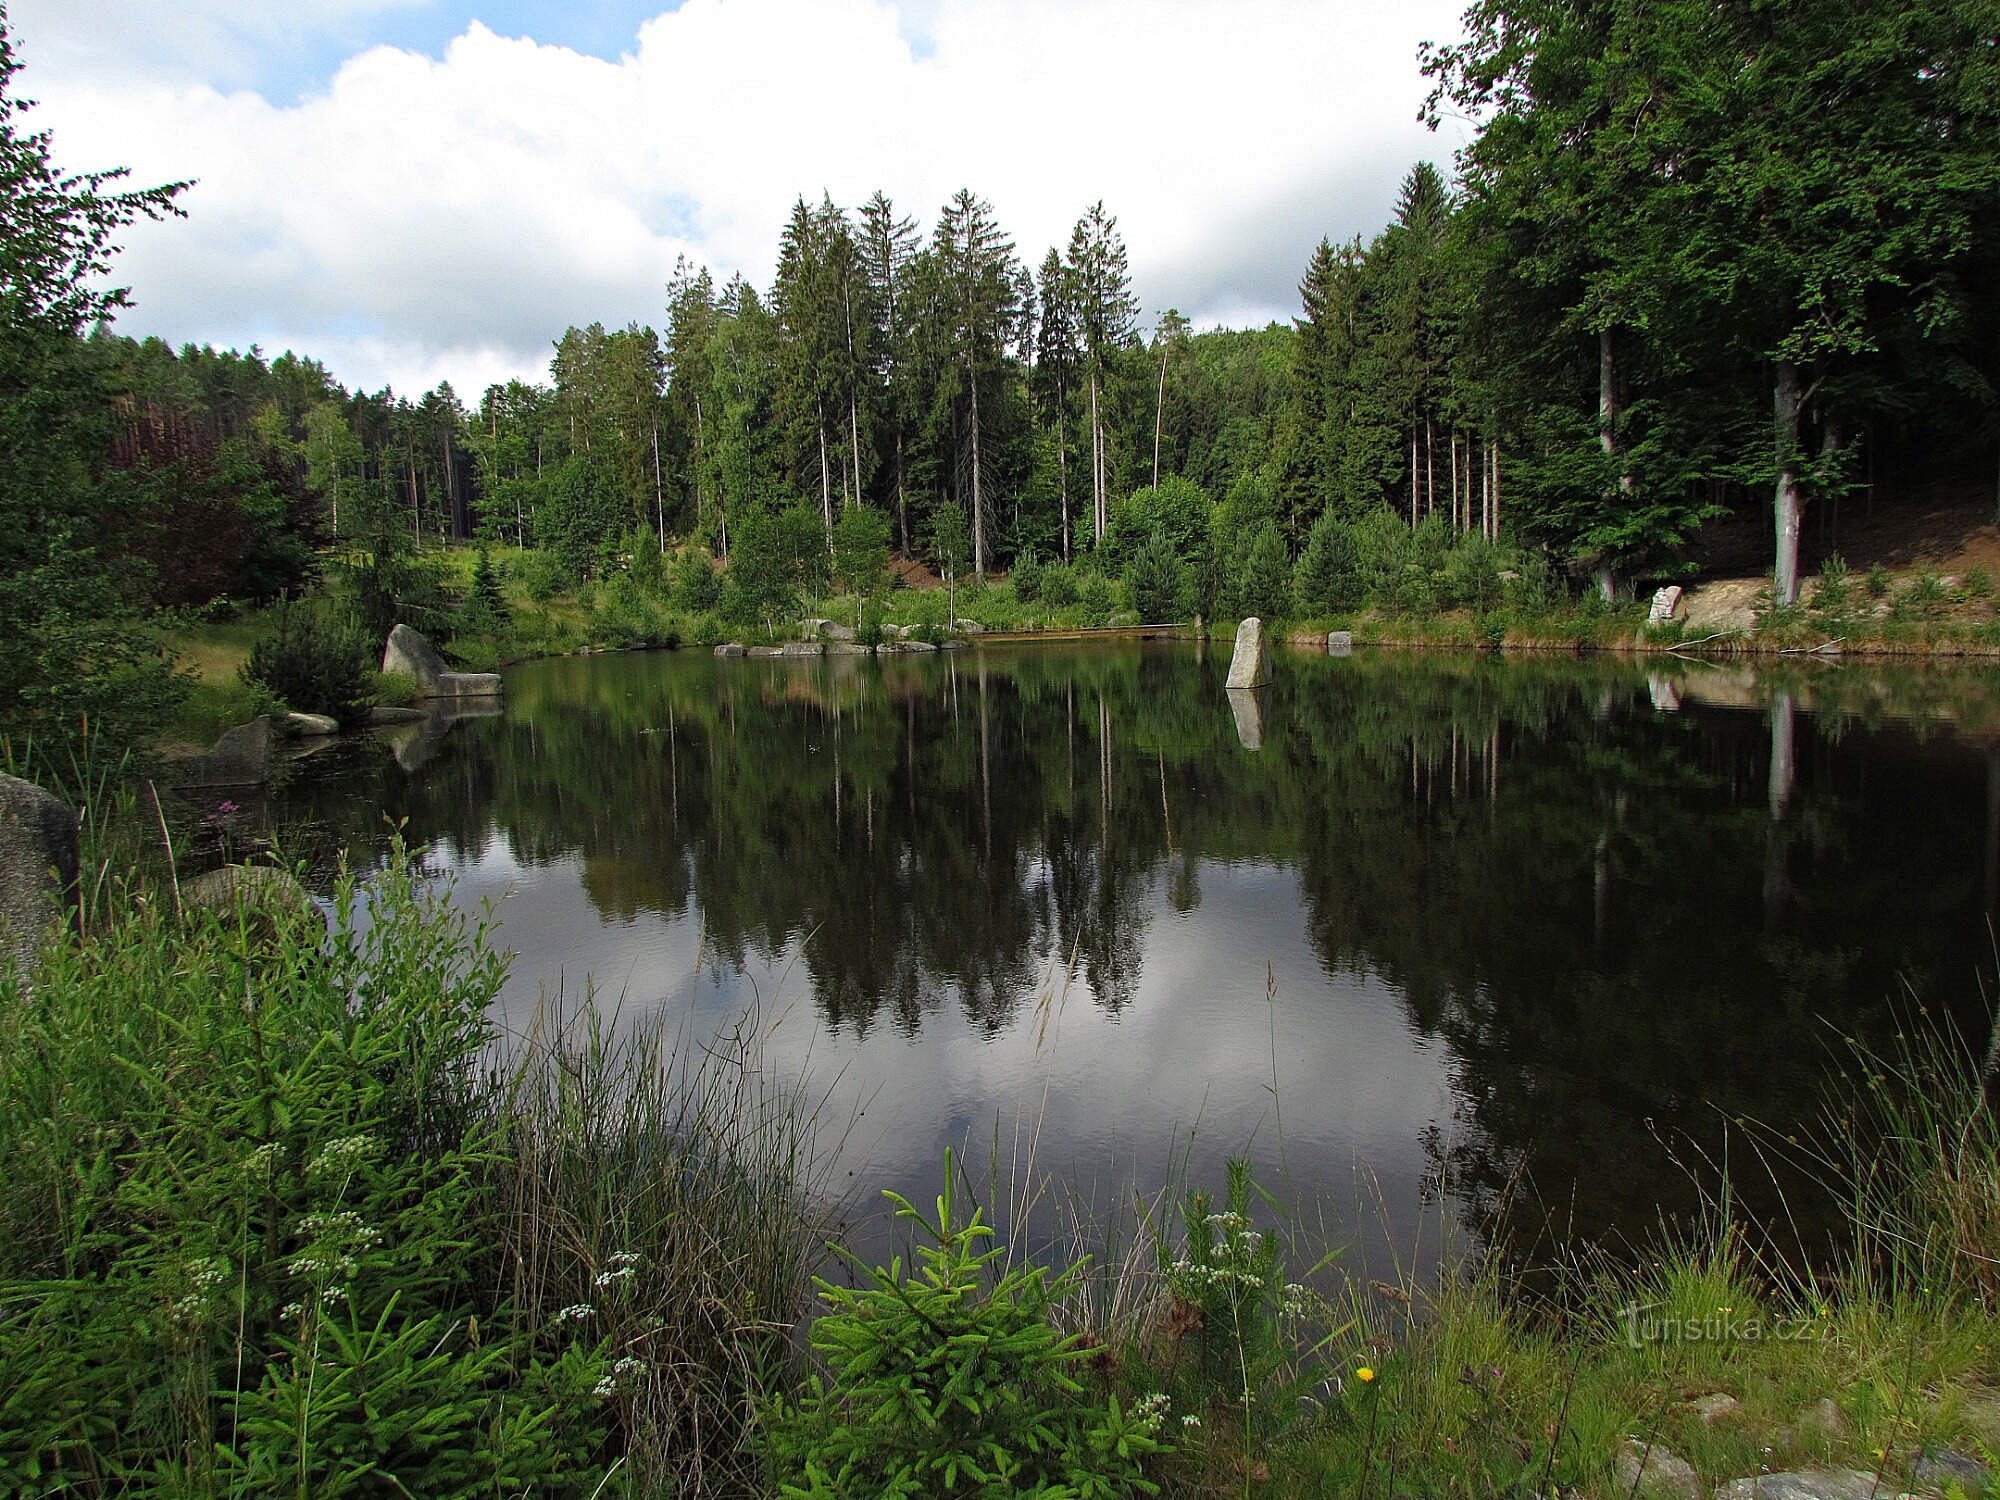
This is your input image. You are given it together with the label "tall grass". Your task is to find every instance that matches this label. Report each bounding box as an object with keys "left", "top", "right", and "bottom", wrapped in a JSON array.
[
  {"left": 489, "top": 994, "right": 833, "bottom": 1495},
  {"left": 0, "top": 821, "right": 829, "bottom": 1496}
]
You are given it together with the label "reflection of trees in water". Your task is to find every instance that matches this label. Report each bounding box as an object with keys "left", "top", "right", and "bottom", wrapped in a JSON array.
[{"left": 278, "top": 647, "right": 2000, "bottom": 1256}]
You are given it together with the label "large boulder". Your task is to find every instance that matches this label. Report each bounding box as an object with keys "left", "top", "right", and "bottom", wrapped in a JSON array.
[
  {"left": 0, "top": 775, "right": 78, "bottom": 986},
  {"left": 178, "top": 716, "right": 273, "bottom": 787},
  {"left": 1714, "top": 1472, "right": 1915, "bottom": 1500},
  {"left": 1648, "top": 584, "right": 1686, "bottom": 627},
  {"left": 1226, "top": 617, "right": 1272, "bottom": 689},
  {"left": 183, "top": 864, "right": 317, "bottom": 926},
  {"left": 1613, "top": 1439, "right": 1700, "bottom": 1500},
  {"left": 714, "top": 642, "right": 746, "bottom": 658},
  {"left": 381, "top": 624, "right": 502, "bottom": 699}
]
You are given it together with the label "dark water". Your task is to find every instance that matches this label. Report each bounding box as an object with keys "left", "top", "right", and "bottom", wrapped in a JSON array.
[{"left": 260, "top": 643, "right": 2000, "bottom": 1276}]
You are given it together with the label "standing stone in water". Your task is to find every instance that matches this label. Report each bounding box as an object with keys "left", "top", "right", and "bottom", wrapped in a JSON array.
[{"left": 1226, "top": 617, "right": 1271, "bottom": 689}]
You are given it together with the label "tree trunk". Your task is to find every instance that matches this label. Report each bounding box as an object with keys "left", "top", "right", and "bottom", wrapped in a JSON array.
[
  {"left": 1056, "top": 387, "right": 1071, "bottom": 562},
  {"left": 691, "top": 392, "right": 706, "bottom": 532},
  {"left": 818, "top": 410, "right": 832, "bottom": 533},
  {"left": 1090, "top": 368, "right": 1105, "bottom": 543},
  {"left": 1598, "top": 328, "right": 1629, "bottom": 600},
  {"left": 1773, "top": 359, "right": 1806, "bottom": 606},
  {"left": 896, "top": 430, "right": 908, "bottom": 556},
  {"left": 652, "top": 418, "right": 665, "bottom": 552},
  {"left": 1152, "top": 345, "right": 1167, "bottom": 489},
  {"left": 968, "top": 359, "right": 986, "bottom": 576},
  {"left": 1424, "top": 410, "right": 1434, "bottom": 520},
  {"left": 1451, "top": 430, "right": 1460, "bottom": 531},
  {"left": 849, "top": 395, "right": 863, "bottom": 514},
  {"left": 1410, "top": 425, "right": 1418, "bottom": 526}
]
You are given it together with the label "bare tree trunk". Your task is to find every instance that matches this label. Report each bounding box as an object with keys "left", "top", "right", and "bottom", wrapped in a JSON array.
[
  {"left": 849, "top": 395, "right": 863, "bottom": 513},
  {"left": 652, "top": 419, "right": 665, "bottom": 552},
  {"left": 1090, "top": 368, "right": 1105, "bottom": 543},
  {"left": 1425, "top": 410, "right": 1434, "bottom": 521},
  {"left": 1153, "top": 344, "right": 1167, "bottom": 489},
  {"left": 1492, "top": 438, "right": 1501, "bottom": 542},
  {"left": 1597, "top": 328, "right": 1629, "bottom": 601},
  {"left": 968, "top": 359, "right": 987, "bottom": 576},
  {"left": 896, "top": 431, "right": 908, "bottom": 555},
  {"left": 1773, "top": 360, "right": 1806, "bottom": 606},
  {"left": 1451, "top": 430, "right": 1460, "bottom": 531},
  {"left": 818, "top": 411, "right": 832, "bottom": 533},
  {"left": 1410, "top": 425, "right": 1418, "bottom": 526},
  {"left": 1056, "top": 389, "right": 1071, "bottom": 562}
]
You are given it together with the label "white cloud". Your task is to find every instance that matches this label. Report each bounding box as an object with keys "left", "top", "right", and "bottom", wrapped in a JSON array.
[{"left": 19, "top": 0, "right": 1468, "bottom": 397}]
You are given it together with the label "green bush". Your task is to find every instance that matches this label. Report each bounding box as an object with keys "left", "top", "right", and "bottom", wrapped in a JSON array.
[
  {"left": 1012, "top": 549, "right": 1046, "bottom": 604},
  {"left": 1231, "top": 523, "right": 1290, "bottom": 620},
  {"left": 1042, "top": 562, "right": 1081, "bottom": 609},
  {"left": 766, "top": 1153, "right": 1168, "bottom": 1498},
  {"left": 0, "top": 849, "right": 614, "bottom": 1495},
  {"left": 1125, "top": 529, "right": 1188, "bottom": 623},
  {"left": 671, "top": 546, "right": 724, "bottom": 612},
  {"left": 242, "top": 606, "right": 377, "bottom": 728},
  {"left": 1294, "top": 512, "right": 1359, "bottom": 616},
  {"left": 457, "top": 548, "right": 512, "bottom": 638},
  {"left": 513, "top": 548, "right": 571, "bottom": 604}
]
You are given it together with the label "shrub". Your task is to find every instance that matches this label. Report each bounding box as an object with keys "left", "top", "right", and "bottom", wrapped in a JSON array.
[
  {"left": 1232, "top": 523, "right": 1290, "bottom": 620},
  {"left": 242, "top": 606, "right": 377, "bottom": 728},
  {"left": 457, "top": 548, "right": 512, "bottom": 638},
  {"left": 1125, "top": 529, "right": 1187, "bottom": 622},
  {"left": 1078, "top": 569, "right": 1116, "bottom": 626},
  {"left": 1012, "top": 549, "right": 1046, "bottom": 604},
  {"left": 0, "top": 849, "right": 615, "bottom": 1495},
  {"left": 1294, "top": 511, "right": 1359, "bottom": 616},
  {"left": 514, "top": 548, "right": 571, "bottom": 603},
  {"left": 1042, "top": 562, "right": 1081, "bottom": 609},
  {"left": 671, "top": 546, "right": 724, "bottom": 612},
  {"left": 766, "top": 1153, "right": 1169, "bottom": 1498}
]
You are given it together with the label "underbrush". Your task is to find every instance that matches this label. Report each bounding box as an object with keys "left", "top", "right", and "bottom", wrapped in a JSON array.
[{"left": 0, "top": 828, "right": 827, "bottom": 1497}]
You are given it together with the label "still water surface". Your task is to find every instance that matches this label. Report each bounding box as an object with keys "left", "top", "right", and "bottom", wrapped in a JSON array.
[{"left": 270, "top": 643, "right": 2000, "bottom": 1273}]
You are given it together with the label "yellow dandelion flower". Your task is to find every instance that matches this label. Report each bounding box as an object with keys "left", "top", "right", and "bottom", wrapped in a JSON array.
[{"left": 1356, "top": 1366, "right": 1376, "bottom": 1383}]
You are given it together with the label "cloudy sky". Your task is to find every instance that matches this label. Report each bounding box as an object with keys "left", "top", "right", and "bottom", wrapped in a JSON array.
[{"left": 13, "top": 0, "right": 1469, "bottom": 398}]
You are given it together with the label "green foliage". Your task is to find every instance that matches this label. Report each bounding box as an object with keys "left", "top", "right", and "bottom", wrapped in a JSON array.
[
  {"left": 1295, "top": 510, "right": 1360, "bottom": 615},
  {"left": 513, "top": 548, "right": 570, "bottom": 604},
  {"left": 671, "top": 545, "right": 724, "bottom": 612},
  {"left": 0, "top": 848, "right": 615, "bottom": 1495},
  {"left": 1231, "top": 523, "right": 1291, "bottom": 621},
  {"left": 776, "top": 503, "right": 832, "bottom": 602},
  {"left": 724, "top": 508, "right": 797, "bottom": 626},
  {"left": 830, "top": 504, "right": 892, "bottom": 616},
  {"left": 929, "top": 501, "right": 971, "bottom": 582},
  {"left": 243, "top": 605, "right": 377, "bottom": 728},
  {"left": 1011, "top": 548, "right": 1046, "bottom": 604},
  {"left": 457, "top": 548, "right": 512, "bottom": 639},
  {"left": 1124, "top": 528, "right": 1188, "bottom": 622},
  {"left": 1104, "top": 475, "right": 1213, "bottom": 570},
  {"left": 766, "top": 1153, "right": 1168, "bottom": 1498},
  {"left": 1041, "top": 561, "right": 1081, "bottom": 609},
  {"left": 1077, "top": 568, "right": 1116, "bottom": 626}
]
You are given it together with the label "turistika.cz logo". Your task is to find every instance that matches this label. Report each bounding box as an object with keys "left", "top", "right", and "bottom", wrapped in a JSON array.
[{"left": 1617, "top": 1301, "right": 1825, "bottom": 1348}]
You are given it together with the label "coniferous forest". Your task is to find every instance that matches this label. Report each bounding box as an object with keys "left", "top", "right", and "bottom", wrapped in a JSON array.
[{"left": 6, "top": 1, "right": 2000, "bottom": 760}]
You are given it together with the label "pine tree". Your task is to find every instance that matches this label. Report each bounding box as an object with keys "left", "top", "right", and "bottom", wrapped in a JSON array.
[{"left": 1065, "top": 202, "right": 1138, "bottom": 545}]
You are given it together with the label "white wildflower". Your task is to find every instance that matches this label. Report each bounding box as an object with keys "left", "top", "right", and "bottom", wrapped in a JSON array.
[{"left": 306, "top": 1134, "right": 377, "bottom": 1178}]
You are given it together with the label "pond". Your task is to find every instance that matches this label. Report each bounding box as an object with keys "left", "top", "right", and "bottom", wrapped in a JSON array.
[{"left": 264, "top": 642, "right": 2000, "bottom": 1278}]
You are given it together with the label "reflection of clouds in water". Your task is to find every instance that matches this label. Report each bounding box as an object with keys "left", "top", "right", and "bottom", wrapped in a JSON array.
[{"left": 452, "top": 841, "right": 1470, "bottom": 1276}]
